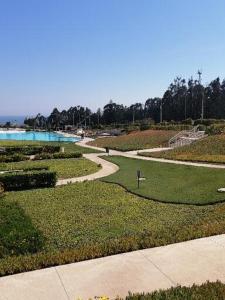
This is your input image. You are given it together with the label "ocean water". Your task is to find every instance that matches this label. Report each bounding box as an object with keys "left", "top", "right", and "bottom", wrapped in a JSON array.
[{"left": 0, "top": 116, "right": 26, "bottom": 125}]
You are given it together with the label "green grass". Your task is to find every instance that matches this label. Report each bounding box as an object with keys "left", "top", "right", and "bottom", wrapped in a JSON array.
[
  {"left": 0, "top": 158, "right": 99, "bottom": 179},
  {"left": 142, "top": 134, "right": 225, "bottom": 164},
  {"left": 102, "top": 156, "right": 225, "bottom": 205},
  {"left": 125, "top": 281, "right": 225, "bottom": 300},
  {"left": 2, "top": 181, "right": 225, "bottom": 275},
  {"left": 88, "top": 130, "right": 176, "bottom": 151},
  {"left": 0, "top": 140, "right": 101, "bottom": 154}
]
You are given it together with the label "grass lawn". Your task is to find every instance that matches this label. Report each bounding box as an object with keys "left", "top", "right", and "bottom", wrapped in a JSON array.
[
  {"left": 88, "top": 130, "right": 176, "bottom": 151},
  {"left": 2, "top": 181, "right": 225, "bottom": 275},
  {"left": 0, "top": 140, "right": 100, "bottom": 154},
  {"left": 0, "top": 158, "right": 99, "bottom": 179},
  {"left": 126, "top": 281, "right": 225, "bottom": 300},
  {"left": 102, "top": 156, "right": 225, "bottom": 205},
  {"left": 141, "top": 134, "right": 225, "bottom": 164}
]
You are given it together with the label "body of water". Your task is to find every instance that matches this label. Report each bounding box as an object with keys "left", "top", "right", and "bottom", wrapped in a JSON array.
[
  {"left": 0, "top": 116, "right": 26, "bottom": 125},
  {"left": 0, "top": 131, "right": 80, "bottom": 142}
]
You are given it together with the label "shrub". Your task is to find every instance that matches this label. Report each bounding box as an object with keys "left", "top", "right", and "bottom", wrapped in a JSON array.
[
  {"left": 0, "top": 154, "right": 28, "bottom": 163},
  {"left": 52, "top": 152, "right": 82, "bottom": 159},
  {"left": 0, "top": 170, "right": 57, "bottom": 191},
  {"left": 0, "top": 182, "right": 4, "bottom": 197},
  {"left": 140, "top": 124, "right": 150, "bottom": 131},
  {"left": 2, "top": 145, "right": 60, "bottom": 155},
  {"left": 34, "top": 152, "right": 82, "bottom": 160}
]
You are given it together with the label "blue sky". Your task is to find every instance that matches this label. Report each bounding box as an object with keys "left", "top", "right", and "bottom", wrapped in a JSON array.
[{"left": 1, "top": 0, "right": 225, "bottom": 116}]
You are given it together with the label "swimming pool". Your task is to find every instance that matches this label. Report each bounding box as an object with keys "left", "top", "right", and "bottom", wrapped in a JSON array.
[{"left": 0, "top": 131, "right": 80, "bottom": 142}]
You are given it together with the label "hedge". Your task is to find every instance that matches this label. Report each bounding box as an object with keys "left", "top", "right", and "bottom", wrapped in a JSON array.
[
  {"left": 0, "top": 145, "right": 60, "bottom": 155},
  {"left": 34, "top": 152, "right": 82, "bottom": 160},
  {"left": 0, "top": 154, "right": 28, "bottom": 163},
  {"left": 0, "top": 170, "right": 57, "bottom": 191}
]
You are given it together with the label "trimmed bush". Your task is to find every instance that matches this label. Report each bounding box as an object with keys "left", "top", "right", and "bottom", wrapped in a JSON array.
[
  {"left": 0, "top": 170, "right": 57, "bottom": 191},
  {"left": 1, "top": 145, "right": 60, "bottom": 155},
  {"left": 34, "top": 152, "right": 82, "bottom": 160},
  {"left": 52, "top": 152, "right": 82, "bottom": 159},
  {"left": 0, "top": 154, "right": 28, "bottom": 163}
]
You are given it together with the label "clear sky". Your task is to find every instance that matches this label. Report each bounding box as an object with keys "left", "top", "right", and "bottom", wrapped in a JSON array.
[{"left": 1, "top": 0, "right": 225, "bottom": 116}]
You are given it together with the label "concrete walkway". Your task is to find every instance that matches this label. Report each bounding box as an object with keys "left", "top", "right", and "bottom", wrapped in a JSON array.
[
  {"left": 1, "top": 234, "right": 225, "bottom": 299},
  {"left": 77, "top": 138, "right": 225, "bottom": 170},
  {"left": 57, "top": 153, "right": 119, "bottom": 185}
]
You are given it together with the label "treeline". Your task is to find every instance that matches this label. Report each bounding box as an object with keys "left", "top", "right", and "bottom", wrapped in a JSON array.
[{"left": 24, "top": 75, "right": 225, "bottom": 129}]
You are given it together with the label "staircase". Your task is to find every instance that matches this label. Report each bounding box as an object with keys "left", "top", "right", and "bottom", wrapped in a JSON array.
[{"left": 169, "top": 126, "right": 206, "bottom": 148}]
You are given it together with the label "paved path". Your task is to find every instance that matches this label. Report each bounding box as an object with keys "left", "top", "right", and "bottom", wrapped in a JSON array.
[
  {"left": 1, "top": 234, "right": 225, "bottom": 299},
  {"left": 57, "top": 153, "right": 119, "bottom": 185},
  {"left": 77, "top": 138, "right": 225, "bottom": 169}
]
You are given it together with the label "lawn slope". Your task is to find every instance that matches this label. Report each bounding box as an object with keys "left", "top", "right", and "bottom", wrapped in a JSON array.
[
  {"left": 141, "top": 134, "right": 225, "bottom": 164},
  {"left": 102, "top": 156, "right": 225, "bottom": 204},
  {"left": 88, "top": 130, "right": 176, "bottom": 151}
]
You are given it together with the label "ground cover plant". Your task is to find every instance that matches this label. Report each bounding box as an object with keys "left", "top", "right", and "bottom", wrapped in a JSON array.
[
  {"left": 88, "top": 130, "right": 176, "bottom": 151},
  {"left": 0, "top": 140, "right": 101, "bottom": 154},
  {"left": 125, "top": 281, "right": 225, "bottom": 300},
  {"left": 0, "top": 158, "right": 99, "bottom": 179},
  {"left": 141, "top": 134, "right": 225, "bottom": 164},
  {"left": 102, "top": 156, "right": 225, "bottom": 205},
  {"left": 1, "top": 181, "right": 225, "bottom": 275}
]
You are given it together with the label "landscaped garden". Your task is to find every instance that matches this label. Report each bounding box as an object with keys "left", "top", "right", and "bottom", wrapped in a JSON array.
[
  {"left": 0, "top": 158, "right": 100, "bottom": 179},
  {"left": 88, "top": 130, "right": 176, "bottom": 151},
  {"left": 102, "top": 156, "right": 225, "bottom": 205},
  {"left": 1, "top": 180, "right": 225, "bottom": 275},
  {"left": 1, "top": 139, "right": 225, "bottom": 278},
  {"left": 140, "top": 134, "right": 225, "bottom": 164}
]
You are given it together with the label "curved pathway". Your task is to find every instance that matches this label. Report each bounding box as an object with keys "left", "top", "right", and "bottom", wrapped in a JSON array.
[
  {"left": 77, "top": 138, "right": 225, "bottom": 169},
  {"left": 56, "top": 153, "right": 119, "bottom": 186},
  {"left": 57, "top": 138, "right": 225, "bottom": 186}
]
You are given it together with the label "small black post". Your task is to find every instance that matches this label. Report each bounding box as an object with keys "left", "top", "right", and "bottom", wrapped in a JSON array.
[
  {"left": 105, "top": 147, "right": 109, "bottom": 156},
  {"left": 137, "top": 170, "right": 141, "bottom": 189}
]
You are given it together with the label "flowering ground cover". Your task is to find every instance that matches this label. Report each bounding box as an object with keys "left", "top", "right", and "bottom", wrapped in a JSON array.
[
  {"left": 1, "top": 181, "right": 225, "bottom": 275},
  {"left": 102, "top": 156, "right": 225, "bottom": 205},
  {"left": 0, "top": 158, "right": 99, "bottom": 179},
  {"left": 88, "top": 130, "right": 176, "bottom": 151},
  {"left": 140, "top": 134, "right": 225, "bottom": 163}
]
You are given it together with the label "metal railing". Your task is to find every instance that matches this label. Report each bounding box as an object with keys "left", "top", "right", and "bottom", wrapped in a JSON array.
[{"left": 168, "top": 126, "right": 206, "bottom": 148}]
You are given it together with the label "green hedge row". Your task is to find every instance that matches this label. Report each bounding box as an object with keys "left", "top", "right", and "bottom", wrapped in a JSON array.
[
  {"left": 0, "top": 170, "right": 57, "bottom": 191},
  {"left": 0, "top": 154, "right": 28, "bottom": 163},
  {"left": 34, "top": 152, "right": 82, "bottom": 160},
  {"left": 0, "top": 145, "right": 60, "bottom": 155}
]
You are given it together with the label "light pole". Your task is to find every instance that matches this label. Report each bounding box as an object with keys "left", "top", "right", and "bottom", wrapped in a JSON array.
[
  {"left": 197, "top": 70, "right": 204, "bottom": 120},
  {"left": 160, "top": 99, "right": 163, "bottom": 123}
]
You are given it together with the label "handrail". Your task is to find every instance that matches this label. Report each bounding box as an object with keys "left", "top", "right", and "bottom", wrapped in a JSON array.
[{"left": 168, "top": 126, "right": 205, "bottom": 148}]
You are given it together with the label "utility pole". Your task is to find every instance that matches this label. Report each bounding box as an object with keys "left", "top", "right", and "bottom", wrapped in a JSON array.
[
  {"left": 160, "top": 100, "right": 163, "bottom": 123},
  {"left": 184, "top": 90, "right": 187, "bottom": 120},
  {"left": 197, "top": 70, "right": 204, "bottom": 120},
  {"left": 132, "top": 106, "right": 135, "bottom": 124}
]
